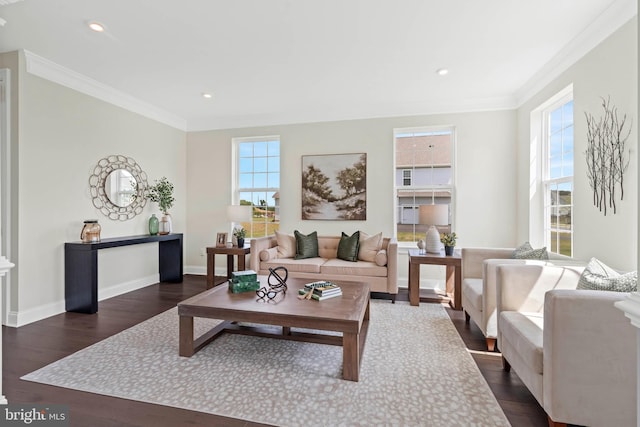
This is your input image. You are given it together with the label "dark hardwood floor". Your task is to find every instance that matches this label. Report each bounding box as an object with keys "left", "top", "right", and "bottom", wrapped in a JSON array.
[{"left": 3, "top": 275, "right": 548, "bottom": 426}]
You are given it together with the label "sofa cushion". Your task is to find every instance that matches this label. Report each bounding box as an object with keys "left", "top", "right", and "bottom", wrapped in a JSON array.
[
  {"left": 294, "top": 230, "right": 319, "bottom": 260},
  {"left": 260, "top": 257, "right": 325, "bottom": 274},
  {"left": 374, "top": 249, "right": 387, "bottom": 266},
  {"left": 358, "top": 232, "right": 382, "bottom": 262},
  {"left": 337, "top": 231, "right": 360, "bottom": 262},
  {"left": 577, "top": 257, "right": 638, "bottom": 292},
  {"left": 500, "top": 311, "right": 544, "bottom": 374},
  {"left": 276, "top": 231, "right": 296, "bottom": 258},
  {"left": 321, "top": 259, "right": 387, "bottom": 277},
  {"left": 513, "top": 242, "right": 548, "bottom": 260},
  {"left": 462, "top": 278, "right": 483, "bottom": 311},
  {"left": 317, "top": 236, "right": 339, "bottom": 259}
]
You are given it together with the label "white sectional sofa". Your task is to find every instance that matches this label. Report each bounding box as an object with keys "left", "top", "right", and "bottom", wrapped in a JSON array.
[{"left": 496, "top": 263, "right": 636, "bottom": 427}]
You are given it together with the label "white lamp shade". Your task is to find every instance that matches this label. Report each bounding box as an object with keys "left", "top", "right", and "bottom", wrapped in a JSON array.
[
  {"left": 226, "top": 205, "right": 252, "bottom": 222},
  {"left": 418, "top": 204, "right": 448, "bottom": 226}
]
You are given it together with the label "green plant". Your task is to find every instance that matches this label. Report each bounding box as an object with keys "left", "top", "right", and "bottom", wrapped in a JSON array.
[
  {"left": 147, "top": 177, "right": 175, "bottom": 214},
  {"left": 233, "top": 227, "right": 246, "bottom": 239},
  {"left": 440, "top": 232, "right": 457, "bottom": 247}
]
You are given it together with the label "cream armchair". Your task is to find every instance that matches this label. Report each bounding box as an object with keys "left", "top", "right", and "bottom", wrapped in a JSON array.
[
  {"left": 461, "top": 247, "right": 514, "bottom": 350},
  {"left": 461, "top": 247, "right": 575, "bottom": 351},
  {"left": 496, "top": 264, "right": 636, "bottom": 427}
]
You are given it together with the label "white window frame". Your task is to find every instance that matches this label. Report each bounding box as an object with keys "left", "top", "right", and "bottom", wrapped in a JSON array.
[
  {"left": 539, "top": 86, "right": 574, "bottom": 256},
  {"left": 231, "top": 135, "right": 280, "bottom": 239},
  {"left": 393, "top": 126, "right": 456, "bottom": 245}
]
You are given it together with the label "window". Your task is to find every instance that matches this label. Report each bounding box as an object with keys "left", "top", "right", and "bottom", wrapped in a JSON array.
[
  {"left": 233, "top": 136, "right": 280, "bottom": 238},
  {"left": 402, "top": 169, "right": 412, "bottom": 186},
  {"left": 543, "top": 94, "right": 573, "bottom": 256},
  {"left": 394, "top": 127, "right": 454, "bottom": 242}
]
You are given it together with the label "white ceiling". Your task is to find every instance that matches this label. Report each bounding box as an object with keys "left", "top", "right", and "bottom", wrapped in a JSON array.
[{"left": 0, "top": 0, "right": 636, "bottom": 131}]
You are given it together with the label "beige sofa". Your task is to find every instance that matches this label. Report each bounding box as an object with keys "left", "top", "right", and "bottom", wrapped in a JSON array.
[
  {"left": 461, "top": 247, "right": 577, "bottom": 350},
  {"left": 250, "top": 234, "right": 398, "bottom": 301},
  {"left": 496, "top": 264, "right": 636, "bottom": 427}
]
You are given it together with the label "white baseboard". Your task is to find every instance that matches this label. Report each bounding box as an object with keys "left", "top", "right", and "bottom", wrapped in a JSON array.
[
  {"left": 97, "top": 274, "right": 158, "bottom": 301},
  {"left": 184, "top": 266, "right": 237, "bottom": 277},
  {"left": 7, "top": 299, "right": 65, "bottom": 327},
  {"left": 6, "top": 274, "right": 160, "bottom": 327},
  {"left": 184, "top": 265, "right": 206, "bottom": 275},
  {"left": 398, "top": 275, "right": 442, "bottom": 290}
]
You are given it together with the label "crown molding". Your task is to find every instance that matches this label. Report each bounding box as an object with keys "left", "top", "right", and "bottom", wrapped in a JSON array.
[
  {"left": 515, "top": 0, "right": 637, "bottom": 107},
  {"left": 187, "top": 95, "right": 517, "bottom": 132},
  {"left": 23, "top": 50, "right": 187, "bottom": 131}
]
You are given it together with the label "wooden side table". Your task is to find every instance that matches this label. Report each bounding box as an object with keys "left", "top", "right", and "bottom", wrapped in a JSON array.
[
  {"left": 206, "top": 245, "right": 251, "bottom": 289},
  {"left": 408, "top": 248, "right": 462, "bottom": 310}
]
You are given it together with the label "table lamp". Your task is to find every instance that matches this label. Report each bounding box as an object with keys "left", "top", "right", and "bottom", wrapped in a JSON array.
[{"left": 418, "top": 204, "right": 448, "bottom": 254}]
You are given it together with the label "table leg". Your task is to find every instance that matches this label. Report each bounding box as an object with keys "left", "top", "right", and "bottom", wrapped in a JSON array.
[
  {"left": 226, "top": 254, "right": 234, "bottom": 279},
  {"left": 206, "top": 253, "right": 215, "bottom": 289},
  {"left": 179, "top": 315, "right": 194, "bottom": 357},
  {"left": 409, "top": 261, "right": 420, "bottom": 306},
  {"left": 445, "top": 265, "right": 455, "bottom": 299},
  {"left": 445, "top": 264, "right": 462, "bottom": 310},
  {"left": 342, "top": 332, "right": 360, "bottom": 381},
  {"left": 65, "top": 248, "right": 98, "bottom": 313},
  {"left": 238, "top": 252, "right": 246, "bottom": 271}
]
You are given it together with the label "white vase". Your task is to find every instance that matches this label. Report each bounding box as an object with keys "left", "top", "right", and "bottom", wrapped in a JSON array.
[{"left": 159, "top": 213, "right": 172, "bottom": 235}]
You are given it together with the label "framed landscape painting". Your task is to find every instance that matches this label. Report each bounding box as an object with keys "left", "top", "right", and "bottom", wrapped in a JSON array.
[{"left": 301, "top": 153, "right": 366, "bottom": 220}]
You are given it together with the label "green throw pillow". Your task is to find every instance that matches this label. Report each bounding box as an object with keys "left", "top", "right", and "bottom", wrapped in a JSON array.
[
  {"left": 294, "top": 230, "right": 319, "bottom": 259},
  {"left": 337, "top": 231, "right": 360, "bottom": 262},
  {"left": 577, "top": 257, "right": 638, "bottom": 292}
]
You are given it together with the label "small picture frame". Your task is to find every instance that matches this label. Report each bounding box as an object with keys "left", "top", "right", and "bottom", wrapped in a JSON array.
[{"left": 216, "top": 232, "right": 228, "bottom": 248}]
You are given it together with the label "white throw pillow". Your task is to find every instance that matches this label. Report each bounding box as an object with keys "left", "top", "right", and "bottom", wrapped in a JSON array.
[
  {"left": 358, "top": 232, "right": 382, "bottom": 262},
  {"left": 275, "top": 231, "right": 296, "bottom": 259},
  {"left": 577, "top": 257, "right": 637, "bottom": 292},
  {"left": 512, "top": 241, "right": 548, "bottom": 260}
]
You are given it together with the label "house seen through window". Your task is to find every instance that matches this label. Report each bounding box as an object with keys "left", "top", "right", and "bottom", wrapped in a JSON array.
[
  {"left": 395, "top": 127, "right": 454, "bottom": 242},
  {"left": 233, "top": 137, "right": 280, "bottom": 238}
]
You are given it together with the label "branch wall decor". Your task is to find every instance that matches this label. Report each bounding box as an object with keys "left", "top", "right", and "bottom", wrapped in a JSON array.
[{"left": 584, "top": 97, "right": 632, "bottom": 215}]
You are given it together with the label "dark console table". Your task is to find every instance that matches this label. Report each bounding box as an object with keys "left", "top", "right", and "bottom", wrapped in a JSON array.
[{"left": 65, "top": 233, "right": 183, "bottom": 313}]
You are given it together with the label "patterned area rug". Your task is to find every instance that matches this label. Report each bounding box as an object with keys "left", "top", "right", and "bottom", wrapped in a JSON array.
[{"left": 22, "top": 301, "right": 510, "bottom": 426}]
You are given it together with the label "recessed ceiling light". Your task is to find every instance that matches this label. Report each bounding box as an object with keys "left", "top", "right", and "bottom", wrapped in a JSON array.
[
  {"left": 202, "top": 93, "right": 213, "bottom": 99},
  {"left": 88, "top": 21, "right": 106, "bottom": 32},
  {"left": 436, "top": 68, "right": 449, "bottom": 76}
]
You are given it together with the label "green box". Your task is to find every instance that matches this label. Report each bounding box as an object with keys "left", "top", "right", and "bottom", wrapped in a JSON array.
[
  {"left": 231, "top": 270, "right": 257, "bottom": 283},
  {"left": 229, "top": 280, "right": 261, "bottom": 293}
]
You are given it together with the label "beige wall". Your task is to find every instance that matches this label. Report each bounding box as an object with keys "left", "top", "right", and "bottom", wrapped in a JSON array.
[
  {"left": 4, "top": 51, "right": 186, "bottom": 326},
  {"left": 516, "top": 17, "right": 638, "bottom": 271},
  {"left": 186, "top": 110, "right": 518, "bottom": 285}
]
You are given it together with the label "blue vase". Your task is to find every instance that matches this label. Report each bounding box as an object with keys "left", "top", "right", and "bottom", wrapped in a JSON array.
[{"left": 148, "top": 214, "right": 159, "bottom": 235}]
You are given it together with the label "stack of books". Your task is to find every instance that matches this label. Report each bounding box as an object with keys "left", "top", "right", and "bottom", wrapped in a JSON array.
[
  {"left": 298, "top": 281, "right": 342, "bottom": 301},
  {"left": 229, "top": 270, "right": 260, "bottom": 293}
]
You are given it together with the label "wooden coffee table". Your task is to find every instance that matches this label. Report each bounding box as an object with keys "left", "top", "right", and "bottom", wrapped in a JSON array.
[{"left": 178, "top": 277, "right": 370, "bottom": 381}]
